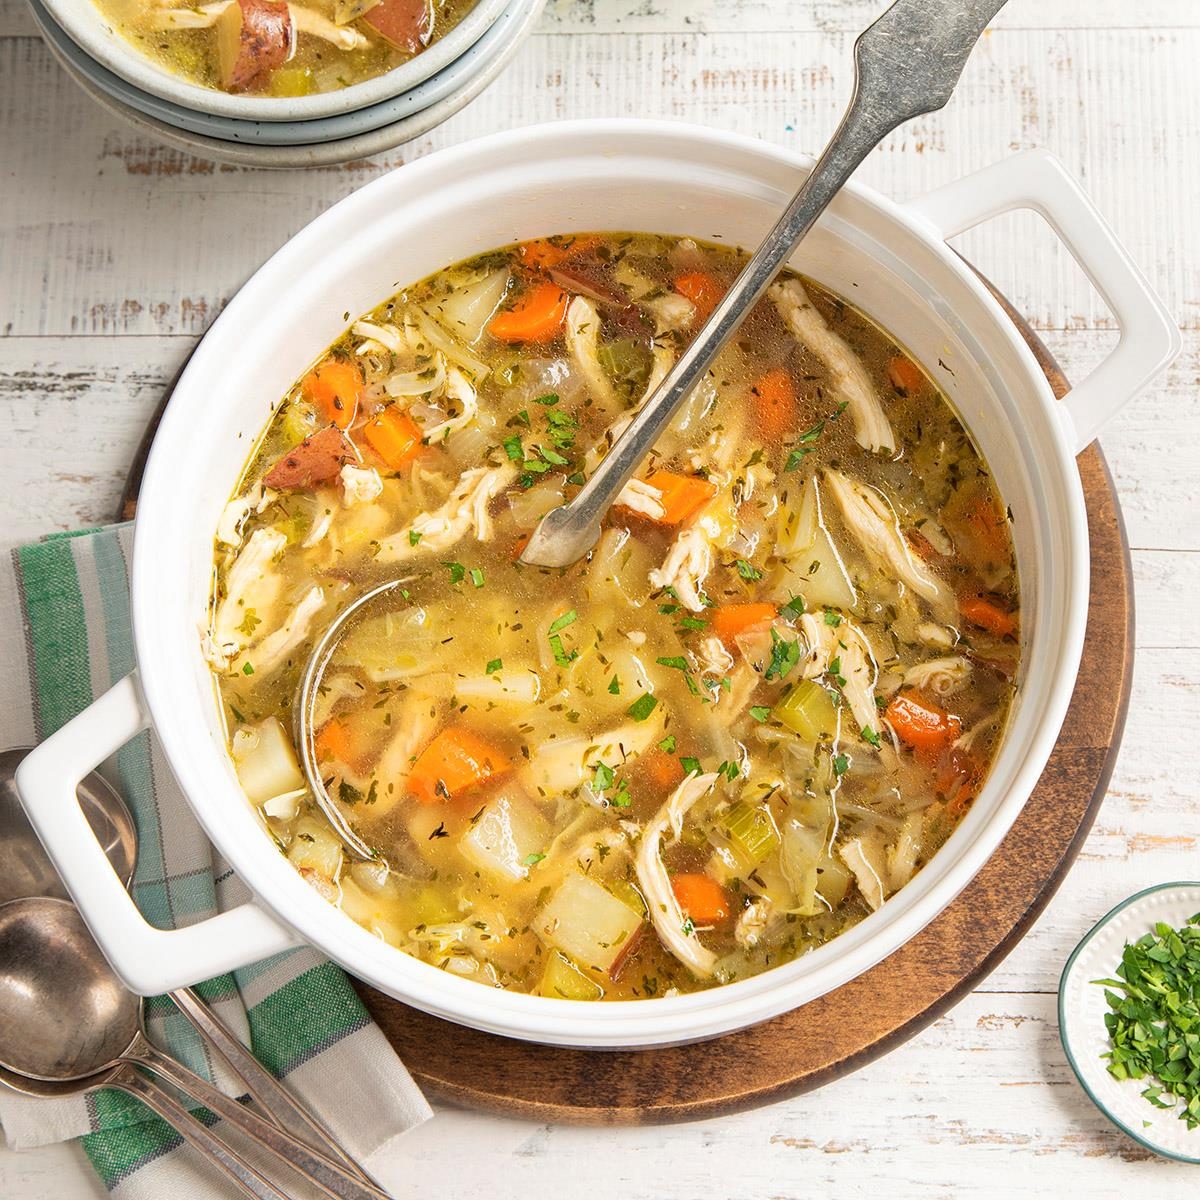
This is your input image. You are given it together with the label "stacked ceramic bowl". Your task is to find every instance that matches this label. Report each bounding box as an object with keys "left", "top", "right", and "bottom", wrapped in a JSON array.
[{"left": 27, "top": 0, "right": 545, "bottom": 166}]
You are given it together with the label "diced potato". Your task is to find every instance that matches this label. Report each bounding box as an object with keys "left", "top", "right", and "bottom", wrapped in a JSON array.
[
  {"left": 232, "top": 717, "right": 305, "bottom": 807},
  {"left": 459, "top": 788, "right": 549, "bottom": 882},
  {"left": 774, "top": 680, "right": 839, "bottom": 742},
  {"left": 534, "top": 873, "right": 643, "bottom": 975},
  {"left": 287, "top": 816, "right": 342, "bottom": 880},
  {"left": 539, "top": 951, "right": 604, "bottom": 1000},
  {"left": 216, "top": 0, "right": 294, "bottom": 93},
  {"left": 774, "top": 477, "right": 857, "bottom": 610}
]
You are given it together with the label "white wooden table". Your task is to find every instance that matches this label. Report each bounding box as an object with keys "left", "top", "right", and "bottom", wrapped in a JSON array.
[{"left": 2, "top": 0, "right": 1198, "bottom": 1194}]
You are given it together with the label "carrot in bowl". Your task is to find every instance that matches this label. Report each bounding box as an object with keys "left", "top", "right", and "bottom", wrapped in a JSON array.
[
  {"left": 711, "top": 603, "right": 778, "bottom": 650},
  {"left": 671, "top": 874, "right": 730, "bottom": 924},
  {"left": 303, "top": 359, "right": 363, "bottom": 430},
  {"left": 408, "top": 726, "right": 511, "bottom": 805},
  {"left": 363, "top": 406, "right": 423, "bottom": 470},
  {"left": 751, "top": 368, "right": 797, "bottom": 439},
  {"left": 884, "top": 690, "right": 962, "bottom": 758},
  {"left": 673, "top": 271, "right": 725, "bottom": 321},
  {"left": 488, "top": 282, "right": 569, "bottom": 343}
]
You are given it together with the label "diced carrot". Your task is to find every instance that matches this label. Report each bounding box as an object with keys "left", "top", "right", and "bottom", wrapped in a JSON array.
[
  {"left": 711, "top": 603, "right": 778, "bottom": 650},
  {"left": 511, "top": 533, "right": 531, "bottom": 562},
  {"left": 671, "top": 874, "right": 730, "bottom": 924},
  {"left": 363, "top": 406, "right": 423, "bottom": 470},
  {"left": 314, "top": 717, "right": 375, "bottom": 775},
  {"left": 408, "top": 726, "right": 511, "bottom": 805},
  {"left": 944, "top": 484, "right": 1010, "bottom": 571},
  {"left": 884, "top": 690, "right": 962, "bottom": 757},
  {"left": 906, "top": 529, "right": 944, "bottom": 563},
  {"left": 488, "top": 282, "right": 569, "bottom": 343},
  {"left": 641, "top": 749, "right": 685, "bottom": 793},
  {"left": 624, "top": 470, "right": 717, "bottom": 526},
  {"left": 673, "top": 271, "right": 724, "bottom": 321},
  {"left": 517, "top": 236, "right": 599, "bottom": 270},
  {"left": 302, "top": 360, "right": 363, "bottom": 430},
  {"left": 752, "top": 368, "right": 797, "bottom": 439},
  {"left": 965, "top": 494, "right": 1009, "bottom": 563},
  {"left": 960, "top": 593, "right": 1018, "bottom": 639},
  {"left": 887, "top": 354, "right": 926, "bottom": 395}
]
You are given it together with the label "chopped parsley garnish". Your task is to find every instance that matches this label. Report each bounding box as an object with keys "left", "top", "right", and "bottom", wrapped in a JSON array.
[
  {"left": 443, "top": 561, "right": 466, "bottom": 584},
  {"left": 780, "top": 594, "right": 806, "bottom": 620},
  {"left": 522, "top": 852, "right": 546, "bottom": 866},
  {"left": 485, "top": 658, "right": 503, "bottom": 675},
  {"left": 608, "top": 676, "right": 621, "bottom": 695},
  {"left": 749, "top": 705, "right": 771, "bottom": 723},
  {"left": 765, "top": 629, "right": 801, "bottom": 682},
  {"left": 823, "top": 609, "right": 842, "bottom": 627},
  {"left": 1094, "top": 913, "right": 1200, "bottom": 1129},
  {"left": 242, "top": 661, "right": 254, "bottom": 676},
  {"left": 469, "top": 567, "right": 485, "bottom": 588},
  {"left": 549, "top": 635, "right": 577, "bottom": 668},
  {"left": 681, "top": 916, "right": 696, "bottom": 937},
  {"left": 548, "top": 609, "right": 578, "bottom": 634},
  {"left": 784, "top": 446, "right": 812, "bottom": 472},
  {"left": 534, "top": 392, "right": 559, "bottom": 406},
  {"left": 832, "top": 753, "right": 850, "bottom": 777},
  {"left": 656, "top": 655, "right": 690, "bottom": 672},
  {"left": 593, "top": 762, "right": 615, "bottom": 790},
  {"left": 627, "top": 693, "right": 658, "bottom": 722},
  {"left": 735, "top": 558, "right": 762, "bottom": 581},
  {"left": 409, "top": 530, "right": 423, "bottom": 547},
  {"left": 679, "top": 616, "right": 707, "bottom": 631},
  {"left": 236, "top": 610, "right": 261, "bottom": 636},
  {"left": 827, "top": 656, "right": 847, "bottom": 687},
  {"left": 862, "top": 726, "right": 882, "bottom": 748},
  {"left": 658, "top": 735, "right": 677, "bottom": 753},
  {"left": 502, "top": 434, "right": 524, "bottom": 462},
  {"left": 680, "top": 755, "right": 702, "bottom": 776}
]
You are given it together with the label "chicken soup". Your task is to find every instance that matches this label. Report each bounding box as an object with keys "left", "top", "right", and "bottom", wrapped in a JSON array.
[{"left": 208, "top": 233, "right": 1019, "bottom": 1000}]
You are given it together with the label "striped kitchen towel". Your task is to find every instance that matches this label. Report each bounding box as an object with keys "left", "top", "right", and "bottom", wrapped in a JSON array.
[{"left": 0, "top": 524, "right": 432, "bottom": 1197}]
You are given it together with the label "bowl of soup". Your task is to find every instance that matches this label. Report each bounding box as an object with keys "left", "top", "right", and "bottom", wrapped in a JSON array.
[
  {"left": 36, "top": 0, "right": 510, "bottom": 121},
  {"left": 16, "top": 121, "right": 1177, "bottom": 1048}
]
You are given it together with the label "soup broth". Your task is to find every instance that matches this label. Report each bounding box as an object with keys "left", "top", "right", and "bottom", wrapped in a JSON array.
[
  {"left": 209, "top": 233, "right": 1019, "bottom": 1000},
  {"left": 97, "top": 0, "right": 477, "bottom": 96}
]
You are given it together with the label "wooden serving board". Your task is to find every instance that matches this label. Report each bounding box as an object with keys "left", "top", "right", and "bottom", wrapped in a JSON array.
[{"left": 122, "top": 285, "right": 1133, "bottom": 1126}]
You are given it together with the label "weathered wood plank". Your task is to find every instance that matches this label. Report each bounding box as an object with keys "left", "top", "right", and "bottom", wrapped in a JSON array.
[{"left": 0, "top": 26, "right": 1195, "bottom": 338}]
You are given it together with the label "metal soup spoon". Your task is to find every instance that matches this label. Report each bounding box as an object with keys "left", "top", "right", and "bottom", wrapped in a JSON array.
[
  {"left": 0, "top": 897, "right": 392, "bottom": 1200},
  {"left": 0, "top": 748, "right": 375, "bottom": 1186},
  {"left": 520, "top": 0, "right": 1009, "bottom": 567}
]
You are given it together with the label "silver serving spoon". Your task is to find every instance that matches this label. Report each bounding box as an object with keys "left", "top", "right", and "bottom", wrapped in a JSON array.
[
  {"left": 0, "top": 748, "right": 376, "bottom": 1186},
  {"left": 0, "top": 897, "right": 392, "bottom": 1200},
  {"left": 521, "top": 0, "right": 1009, "bottom": 567}
]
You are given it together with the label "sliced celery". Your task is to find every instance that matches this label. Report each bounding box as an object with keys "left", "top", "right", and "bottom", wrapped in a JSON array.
[
  {"left": 774, "top": 679, "right": 839, "bottom": 741},
  {"left": 721, "top": 801, "right": 780, "bottom": 866},
  {"left": 539, "top": 951, "right": 604, "bottom": 1001}
]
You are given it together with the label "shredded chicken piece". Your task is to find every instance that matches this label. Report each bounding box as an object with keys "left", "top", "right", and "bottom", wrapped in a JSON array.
[
  {"left": 902, "top": 655, "right": 972, "bottom": 697},
  {"left": 233, "top": 585, "right": 325, "bottom": 678},
  {"left": 796, "top": 612, "right": 880, "bottom": 738},
  {"left": 769, "top": 279, "right": 895, "bottom": 455},
  {"left": 718, "top": 662, "right": 761, "bottom": 727},
  {"left": 302, "top": 495, "right": 336, "bottom": 548},
  {"left": 216, "top": 482, "right": 275, "bottom": 548},
  {"left": 420, "top": 365, "right": 478, "bottom": 443},
  {"left": 209, "top": 528, "right": 286, "bottom": 668},
  {"left": 824, "top": 469, "right": 955, "bottom": 617},
  {"left": 648, "top": 525, "right": 713, "bottom": 613},
  {"left": 916, "top": 622, "right": 957, "bottom": 649},
  {"left": 340, "top": 464, "right": 383, "bottom": 506},
  {"left": 646, "top": 293, "right": 696, "bottom": 334},
  {"left": 289, "top": 5, "right": 370, "bottom": 49},
  {"left": 840, "top": 836, "right": 888, "bottom": 911},
  {"left": 147, "top": 1, "right": 229, "bottom": 28},
  {"left": 697, "top": 636, "right": 735, "bottom": 677},
  {"left": 565, "top": 297, "right": 619, "bottom": 411},
  {"left": 377, "top": 463, "right": 516, "bottom": 561},
  {"left": 615, "top": 477, "right": 666, "bottom": 520},
  {"left": 369, "top": 685, "right": 451, "bottom": 815},
  {"left": 635, "top": 773, "right": 721, "bottom": 978},
  {"left": 521, "top": 720, "right": 662, "bottom": 799},
  {"left": 735, "top": 897, "right": 773, "bottom": 948},
  {"left": 351, "top": 320, "right": 404, "bottom": 354}
]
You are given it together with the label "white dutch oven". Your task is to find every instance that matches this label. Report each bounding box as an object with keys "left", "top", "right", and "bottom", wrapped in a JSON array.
[{"left": 17, "top": 122, "right": 1179, "bottom": 1049}]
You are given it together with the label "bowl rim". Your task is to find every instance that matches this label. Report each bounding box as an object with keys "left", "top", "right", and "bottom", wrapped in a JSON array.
[
  {"left": 1058, "top": 880, "right": 1200, "bottom": 1164},
  {"left": 38, "top": 0, "right": 512, "bottom": 122},
  {"left": 133, "top": 120, "right": 1091, "bottom": 1045}
]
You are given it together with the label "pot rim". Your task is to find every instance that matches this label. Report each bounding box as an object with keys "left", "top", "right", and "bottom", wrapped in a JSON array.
[{"left": 132, "top": 120, "right": 1091, "bottom": 1046}]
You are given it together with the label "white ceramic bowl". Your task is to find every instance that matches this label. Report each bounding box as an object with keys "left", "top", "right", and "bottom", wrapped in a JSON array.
[
  {"left": 32, "top": 0, "right": 546, "bottom": 167},
  {"left": 1060, "top": 882, "right": 1200, "bottom": 1163},
  {"left": 17, "top": 122, "right": 1179, "bottom": 1049},
  {"left": 40, "top": 0, "right": 511, "bottom": 122}
]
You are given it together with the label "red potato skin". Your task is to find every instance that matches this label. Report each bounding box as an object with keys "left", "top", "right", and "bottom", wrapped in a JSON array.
[
  {"left": 221, "top": 0, "right": 294, "bottom": 93},
  {"left": 263, "top": 425, "right": 356, "bottom": 489},
  {"left": 363, "top": 0, "right": 433, "bottom": 53}
]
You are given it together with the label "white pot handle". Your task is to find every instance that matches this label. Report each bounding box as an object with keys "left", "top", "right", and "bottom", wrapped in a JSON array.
[
  {"left": 909, "top": 148, "right": 1180, "bottom": 453},
  {"left": 15, "top": 672, "right": 298, "bottom": 996}
]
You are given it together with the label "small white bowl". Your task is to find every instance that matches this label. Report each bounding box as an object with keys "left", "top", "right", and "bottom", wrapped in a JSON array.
[
  {"left": 40, "top": 0, "right": 511, "bottom": 122},
  {"left": 1059, "top": 881, "right": 1200, "bottom": 1163}
]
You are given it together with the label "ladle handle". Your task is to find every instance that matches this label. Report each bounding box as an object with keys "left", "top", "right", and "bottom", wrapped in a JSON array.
[
  {"left": 113, "top": 1066, "right": 298, "bottom": 1200},
  {"left": 170, "top": 986, "right": 372, "bottom": 1185},
  {"left": 126, "top": 1040, "right": 392, "bottom": 1200},
  {"left": 522, "top": 0, "right": 1009, "bottom": 567}
]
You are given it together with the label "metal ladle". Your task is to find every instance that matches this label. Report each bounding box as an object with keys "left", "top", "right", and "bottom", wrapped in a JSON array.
[
  {"left": 0, "top": 897, "right": 391, "bottom": 1200},
  {"left": 520, "top": 0, "right": 1009, "bottom": 567},
  {"left": 0, "top": 748, "right": 381, "bottom": 1193}
]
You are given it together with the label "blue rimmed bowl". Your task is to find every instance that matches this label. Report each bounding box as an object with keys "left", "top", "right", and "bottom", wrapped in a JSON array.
[{"left": 1060, "top": 881, "right": 1200, "bottom": 1163}]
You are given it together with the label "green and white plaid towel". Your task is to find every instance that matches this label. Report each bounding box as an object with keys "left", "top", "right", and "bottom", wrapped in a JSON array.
[{"left": 0, "top": 524, "right": 432, "bottom": 1197}]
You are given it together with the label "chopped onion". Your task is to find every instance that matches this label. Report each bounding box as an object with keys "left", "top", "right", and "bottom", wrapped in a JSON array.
[
  {"left": 431, "top": 269, "right": 511, "bottom": 345},
  {"left": 508, "top": 478, "right": 565, "bottom": 529},
  {"left": 385, "top": 355, "right": 445, "bottom": 398},
  {"left": 415, "top": 311, "right": 490, "bottom": 381}
]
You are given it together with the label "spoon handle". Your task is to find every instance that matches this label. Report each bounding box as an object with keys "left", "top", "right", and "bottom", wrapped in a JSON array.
[
  {"left": 125, "top": 1040, "right": 392, "bottom": 1200},
  {"left": 113, "top": 1066, "right": 298, "bottom": 1200},
  {"left": 521, "top": 0, "right": 1009, "bottom": 567},
  {"left": 169, "top": 986, "right": 373, "bottom": 1184}
]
